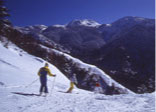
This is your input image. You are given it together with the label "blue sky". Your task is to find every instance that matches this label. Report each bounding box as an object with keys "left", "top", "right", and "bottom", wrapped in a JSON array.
[{"left": 6, "top": 0, "right": 155, "bottom": 26}]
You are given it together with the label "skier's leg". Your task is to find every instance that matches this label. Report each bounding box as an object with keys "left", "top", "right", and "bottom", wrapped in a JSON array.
[
  {"left": 66, "top": 82, "right": 74, "bottom": 93},
  {"left": 42, "top": 78, "right": 48, "bottom": 94},
  {"left": 39, "top": 85, "right": 44, "bottom": 95},
  {"left": 39, "top": 77, "right": 45, "bottom": 95},
  {"left": 44, "top": 84, "right": 48, "bottom": 93}
]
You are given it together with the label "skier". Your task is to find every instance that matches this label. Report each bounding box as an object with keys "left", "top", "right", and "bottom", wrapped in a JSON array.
[
  {"left": 38, "top": 63, "right": 56, "bottom": 96},
  {"left": 94, "top": 81, "right": 103, "bottom": 94},
  {"left": 66, "top": 74, "right": 78, "bottom": 93}
]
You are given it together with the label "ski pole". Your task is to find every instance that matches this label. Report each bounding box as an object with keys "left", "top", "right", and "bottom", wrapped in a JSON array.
[
  {"left": 50, "top": 76, "right": 56, "bottom": 95},
  {"left": 25, "top": 78, "right": 39, "bottom": 88}
]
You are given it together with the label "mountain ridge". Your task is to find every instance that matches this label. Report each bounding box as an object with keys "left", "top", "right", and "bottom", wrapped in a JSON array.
[{"left": 0, "top": 16, "right": 155, "bottom": 93}]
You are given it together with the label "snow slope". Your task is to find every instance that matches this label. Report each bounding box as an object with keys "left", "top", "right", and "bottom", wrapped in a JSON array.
[
  {"left": 51, "top": 48, "right": 133, "bottom": 94},
  {"left": 0, "top": 42, "right": 155, "bottom": 112}
]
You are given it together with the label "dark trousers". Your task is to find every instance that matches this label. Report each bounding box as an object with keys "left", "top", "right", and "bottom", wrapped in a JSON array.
[{"left": 40, "top": 77, "right": 48, "bottom": 93}]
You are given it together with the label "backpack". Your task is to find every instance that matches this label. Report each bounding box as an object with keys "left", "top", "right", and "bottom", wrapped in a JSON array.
[{"left": 40, "top": 67, "right": 48, "bottom": 76}]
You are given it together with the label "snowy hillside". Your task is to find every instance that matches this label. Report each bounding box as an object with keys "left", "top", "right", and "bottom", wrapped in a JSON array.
[
  {"left": 0, "top": 41, "right": 155, "bottom": 112},
  {"left": 51, "top": 48, "right": 133, "bottom": 94},
  {"left": 0, "top": 42, "right": 69, "bottom": 87}
]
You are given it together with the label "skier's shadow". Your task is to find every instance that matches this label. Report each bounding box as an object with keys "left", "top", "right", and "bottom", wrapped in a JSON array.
[{"left": 11, "top": 92, "right": 40, "bottom": 96}]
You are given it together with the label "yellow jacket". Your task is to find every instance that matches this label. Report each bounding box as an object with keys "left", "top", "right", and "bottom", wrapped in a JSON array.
[{"left": 38, "top": 66, "right": 54, "bottom": 77}]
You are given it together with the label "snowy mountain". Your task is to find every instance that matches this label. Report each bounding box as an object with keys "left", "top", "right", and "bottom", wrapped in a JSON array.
[
  {"left": 94, "top": 17, "right": 155, "bottom": 93},
  {"left": 45, "top": 17, "right": 155, "bottom": 93},
  {"left": 48, "top": 48, "right": 134, "bottom": 94},
  {"left": 67, "top": 19, "right": 101, "bottom": 27},
  {"left": 0, "top": 36, "right": 155, "bottom": 112},
  {"left": 0, "top": 25, "right": 132, "bottom": 95},
  {"left": 15, "top": 25, "right": 48, "bottom": 34},
  {"left": 42, "top": 22, "right": 105, "bottom": 52},
  {"left": 98, "top": 16, "right": 155, "bottom": 42},
  {"left": 0, "top": 16, "right": 155, "bottom": 93}
]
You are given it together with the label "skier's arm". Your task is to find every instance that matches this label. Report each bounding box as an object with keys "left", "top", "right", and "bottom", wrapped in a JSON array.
[
  {"left": 38, "top": 68, "right": 41, "bottom": 76},
  {"left": 46, "top": 68, "right": 55, "bottom": 77}
]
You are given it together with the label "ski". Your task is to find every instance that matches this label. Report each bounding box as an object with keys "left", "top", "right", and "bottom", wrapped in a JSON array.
[
  {"left": 57, "top": 91, "right": 79, "bottom": 94},
  {"left": 11, "top": 92, "right": 41, "bottom": 96}
]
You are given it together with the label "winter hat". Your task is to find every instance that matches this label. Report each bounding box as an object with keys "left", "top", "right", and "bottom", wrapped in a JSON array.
[{"left": 45, "top": 63, "right": 49, "bottom": 67}]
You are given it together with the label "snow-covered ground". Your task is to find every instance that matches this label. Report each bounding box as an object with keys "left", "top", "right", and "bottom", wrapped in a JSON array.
[{"left": 0, "top": 42, "right": 155, "bottom": 112}]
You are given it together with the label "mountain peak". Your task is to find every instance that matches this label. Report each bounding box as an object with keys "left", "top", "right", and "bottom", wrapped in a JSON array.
[{"left": 67, "top": 19, "right": 101, "bottom": 27}]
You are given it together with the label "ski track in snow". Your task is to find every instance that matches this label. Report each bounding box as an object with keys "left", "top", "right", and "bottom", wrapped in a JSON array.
[{"left": 0, "top": 42, "right": 155, "bottom": 112}]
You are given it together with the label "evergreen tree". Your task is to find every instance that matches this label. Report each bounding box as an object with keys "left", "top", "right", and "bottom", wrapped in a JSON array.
[{"left": 0, "top": 0, "right": 11, "bottom": 26}]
